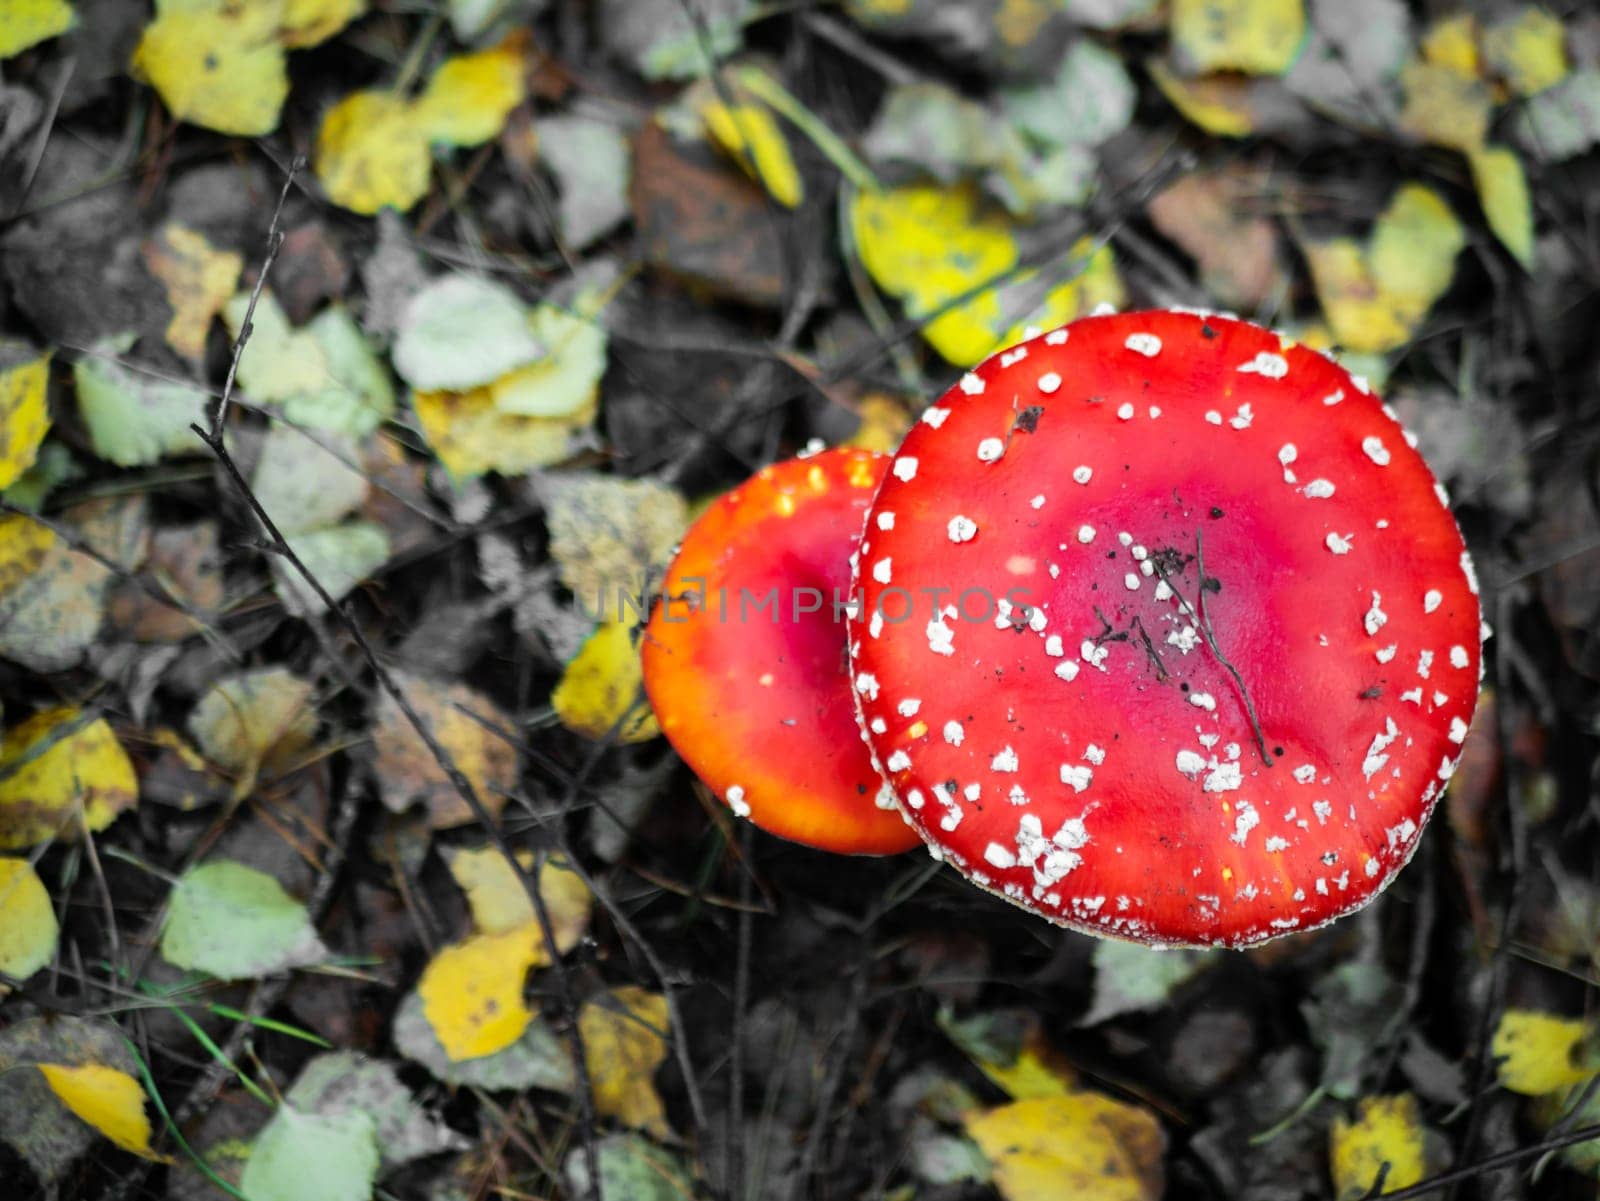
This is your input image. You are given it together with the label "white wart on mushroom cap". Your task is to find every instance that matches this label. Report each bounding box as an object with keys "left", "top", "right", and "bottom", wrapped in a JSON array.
[{"left": 848, "top": 310, "right": 1484, "bottom": 947}]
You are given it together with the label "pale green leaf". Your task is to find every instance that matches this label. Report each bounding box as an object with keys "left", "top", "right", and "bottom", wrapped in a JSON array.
[
  {"left": 160, "top": 860, "right": 328, "bottom": 980},
  {"left": 74, "top": 335, "right": 209, "bottom": 467},
  {"left": 1000, "top": 39, "right": 1137, "bottom": 150},
  {"left": 240, "top": 1106, "right": 378, "bottom": 1201},
  {"left": 537, "top": 114, "right": 632, "bottom": 250},
  {"left": 392, "top": 274, "right": 544, "bottom": 391},
  {"left": 274, "top": 522, "right": 390, "bottom": 617}
]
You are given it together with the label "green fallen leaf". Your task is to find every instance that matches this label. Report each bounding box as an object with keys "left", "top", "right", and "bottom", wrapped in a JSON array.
[{"left": 161, "top": 860, "right": 328, "bottom": 981}]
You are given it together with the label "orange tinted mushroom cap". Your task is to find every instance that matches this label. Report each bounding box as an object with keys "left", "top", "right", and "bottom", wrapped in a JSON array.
[{"left": 642, "top": 448, "right": 920, "bottom": 855}]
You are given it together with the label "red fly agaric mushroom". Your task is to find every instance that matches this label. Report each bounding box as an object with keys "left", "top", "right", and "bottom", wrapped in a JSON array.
[
  {"left": 848, "top": 309, "right": 1485, "bottom": 946},
  {"left": 643, "top": 447, "right": 921, "bottom": 855}
]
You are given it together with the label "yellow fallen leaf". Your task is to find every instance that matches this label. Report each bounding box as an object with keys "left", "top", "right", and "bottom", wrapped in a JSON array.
[
  {"left": 1329, "top": 1094, "right": 1425, "bottom": 1200},
  {"left": 444, "top": 846, "right": 593, "bottom": 945},
  {"left": 1301, "top": 239, "right": 1410, "bottom": 353},
  {"left": 412, "top": 32, "right": 528, "bottom": 146},
  {"left": 188, "top": 668, "right": 318, "bottom": 791},
  {"left": 843, "top": 392, "right": 913, "bottom": 453},
  {"left": 543, "top": 475, "right": 689, "bottom": 627},
  {"left": 1468, "top": 145, "right": 1535, "bottom": 268},
  {"left": 964, "top": 1092, "right": 1165, "bottom": 1201},
  {"left": 552, "top": 621, "right": 661, "bottom": 743},
  {"left": 1369, "top": 183, "right": 1466, "bottom": 328},
  {"left": 0, "top": 512, "right": 55, "bottom": 596},
  {"left": 0, "top": 349, "right": 51, "bottom": 492},
  {"left": 280, "top": 0, "right": 366, "bottom": 49},
  {"left": 1492, "top": 1009, "right": 1595, "bottom": 1095},
  {"left": 36, "top": 1063, "right": 168, "bottom": 1162},
  {"left": 1148, "top": 59, "right": 1258, "bottom": 138},
  {"left": 0, "top": 708, "right": 139, "bottom": 851},
  {"left": 315, "top": 90, "right": 433, "bottom": 216},
  {"left": 131, "top": 2, "right": 289, "bottom": 136},
  {"left": 1304, "top": 183, "right": 1463, "bottom": 353},
  {"left": 0, "top": 0, "right": 75, "bottom": 59},
  {"left": 580, "top": 986, "right": 671, "bottom": 1137},
  {"left": 1420, "top": 13, "right": 1481, "bottom": 79},
  {"left": 703, "top": 100, "right": 803, "bottom": 208},
  {"left": 142, "top": 224, "right": 244, "bottom": 361},
  {"left": 1398, "top": 60, "right": 1491, "bottom": 152},
  {"left": 1170, "top": 0, "right": 1307, "bottom": 77},
  {"left": 417, "top": 926, "right": 542, "bottom": 1060},
  {"left": 0, "top": 856, "right": 58, "bottom": 981},
  {"left": 851, "top": 182, "right": 1123, "bottom": 365},
  {"left": 413, "top": 384, "right": 597, "bottom": 478},
  {"left": 1482, "top": 7, "right": 1568, "bottom": 97},
  {"left": 943, "top": 1010, "right": 1076, "bottom": 1100},
  {"left": 317, "top": 34, "right": 528, "bottom": 215}
]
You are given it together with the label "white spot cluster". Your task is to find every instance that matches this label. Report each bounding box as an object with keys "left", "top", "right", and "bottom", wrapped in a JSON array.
[
  {"left": 922, "top": 407, "right": 950, "bottom": 429},
  {"left": 959, "top": 373, "right": 985, "bottom": 395},
  {"left": 1038, "top": 371, "right": 1062, "bottom": 394},
  {"left": 947, "top": 515, "right": 978, "bottom": 543},
  {"left": 893, "top": 457, "right": 918, "bottom": 481},
  {"left": 1125, "top": 333, "right": 1161, "bottom": 357},
  {"left": 1238, "top": 352, "right": 1288, "bottom": 378},
  {"left": 976, "top": 437, "right": 1005, "bottom": 462},
  {"left": 727, "top": 785, "right": 750, "bottom": 818},
  {"left": 1364, "top": 592, "right": 1387, "bottom": 636}
]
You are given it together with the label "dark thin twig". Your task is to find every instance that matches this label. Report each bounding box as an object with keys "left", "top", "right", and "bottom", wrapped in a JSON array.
[
  {"left": 1378, "top": 1121, "right": 1600, "bottom": 1200},
  {"left": 183, "top": 156, "right": 612, "bottom": 1195},
  {"left": 210, "top": 166, "right": 296, "bottom": 437}
]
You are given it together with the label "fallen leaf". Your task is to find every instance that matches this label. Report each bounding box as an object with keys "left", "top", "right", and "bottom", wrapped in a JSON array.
[
  {"left": 552, "top": 620, "right": 661, "bottom": 742},
  {"left": 275, "top": 521, "right": 390, "bottom": 616},
  {"left": 564, "top": 1133, "right": 696, "bottom": 1201},
  {"left": 106, "top": 521, "right": 225, "bottom": 642},
  {"left": 240, "top": 1105, "right": 378, "bottom": 1201},
  {"left": 0, "top": 855, "right": 58, "bottom": 980},
  {"left": 1081, "top": 940, "right": 1216, "bottom": 1025},
  {"left": 418, "top": 926, "right": 543, "bottom": 1060},
  {"left": 0, "top": 707, "right": 139, "bottom": 850},
  {"left": 1398, "top": 59, "right": 1491, "bottom": 151},
  {"left": 315, "top": 34, "right": 527, "bottom": 215},
  {"left": 1170, "top": 0, "right": 1308, "bottom": 76},
  {"left": 0, "top": 496, "right": 145, "bottom": 671},
  {"left": 280, "top": 0, "right": 366, "bottom": 49},
  {"left": 372, "top": 672, "right": 518, "bottom": 828},
  {"left": 939, "top": 1009, "right": 1077, "bottom": 1100},
  {"left": 703, "top": 99, "right": 803, "bottom": 208},
  {"left": 0, "top": 346, "right": 51, "bottom": 491},
  {"left": 141, "top": 223, "right": 243, "bottom": 361},
  {"left": 131, "top": 1, "right": 289, "bottom": 136},
  {"left": 444, "top": 845, "right": 593, "bottom": 945},
  {"left": 964, "top": 1092, "right": 1165, "bottom": 1201},
  {"left": 1514, "top": 67, "right": 1600, "bottom": 161},
  {"left": 1481, "top": 6, "right": 1568, "bottom": 97},
  {"left": 1000, "top": 37, "right": 1136, "bottom": 149},
  {"left": 392, "top": 274, "right": 545, "bottom": 392},
  {"left": 1420, "top": 12, "right": 1480, "bottom": 78},
  {"left": 851, "top": 180, "right": 1124, "bottom": 365},
  {"left": 598, "top": 0, "right": 749, "bottom": 81},
  {"left": 490, "top": 301, "right": 608, "bottom": 417},
  {"left": 580, "top": 986, "right": 672, "bottom": 1136},
  {"left": 1467, "top": 145, "right": 1535, "bottom": 268},
  {"left": 412, "top": 382, "right": 597, "bottom": 479},
  {"left": 1146, "top": 168, "right": 1287, "bottom": 308},
  {"left": 1284, "top": 0, "right": 1411, "bottom": 122},
  {"left": 0, "top": 1016, "right": 140, "bottom": 1186},
  {"left": 393, "top": 988, "right": 575, "bottom": 1090},
  {"left": 543, "top": 473, "right": 689, "bottom": 625},
  {"left": 36, "top": 1063, "right": 167, "bottom": 1162},
  {"left": 1491, "top": 1009, "right": 1595, "bottom": 1095},
  {"left": 73, "top": 335, "right": 209, "bottom": 467},
  {"left": 284, "top": 1052, "right": 466, "bottom": 1170},
  {"left": 1328, "top": 1094, "right": 1425, "bottom": 1200},
  {"left": 630, "top": 120, "right": 787, "bottom": 307},
  {"left": 161, "top": 859, "right": 329, "bottom": 980},
  {"left": 1303, "top": 182, "right": 1464, "bottom": 352},
  {"left": 188, "top": 666, "right": 318, "bottom": 787},
  {"left": 412, "top": 32, "right": 529, "bottom": 146},
  {"left": 0, "top": 0, "right": 75, "bottom": 59},
  {"left": 537, "top": 112, "right": 633, "bottom": 250}
]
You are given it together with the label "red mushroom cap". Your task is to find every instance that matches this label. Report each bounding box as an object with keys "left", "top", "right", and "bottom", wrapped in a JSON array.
[
  {"left": 848, "top": 310, "right": 1484, "bottom": 945},
  {"left": 643, "top": 448, "right": 920, "bottom": 855}
]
